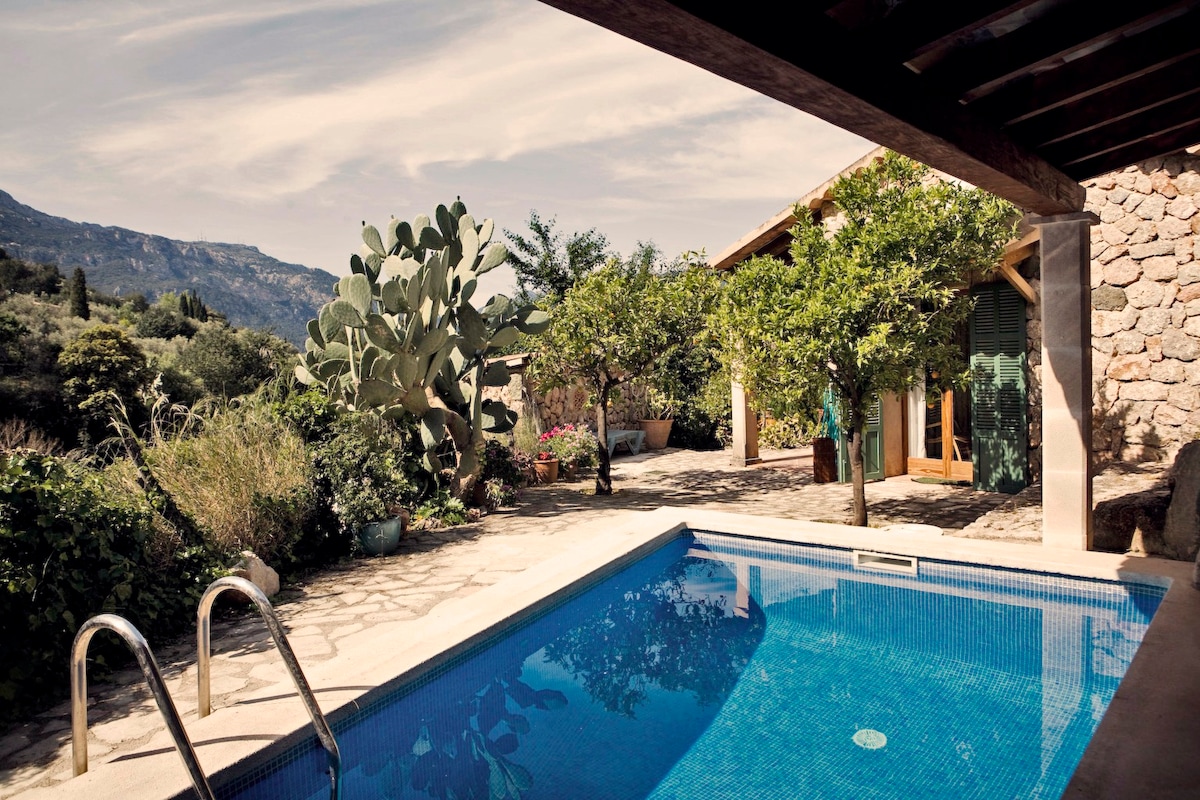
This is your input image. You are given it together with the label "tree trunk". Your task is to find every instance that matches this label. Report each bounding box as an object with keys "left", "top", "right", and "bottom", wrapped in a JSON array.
[
  {"left": 847, "top": 404, "right": 868, "bottom": 527},
  {"left": 595, "top": 384, "right": 613, "bottom": 495}
]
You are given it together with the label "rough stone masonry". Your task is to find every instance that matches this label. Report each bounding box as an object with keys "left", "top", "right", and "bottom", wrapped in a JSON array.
[{"left": 1086, "top": 150, "right": 1200, "bottom": 465}]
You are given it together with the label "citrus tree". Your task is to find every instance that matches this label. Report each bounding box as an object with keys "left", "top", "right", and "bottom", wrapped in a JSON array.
[
  {"left": 532, "top": 262, "right": 716, "bottom": 494},
  {"left": 718, "top": 152, "right": 1015, "bottom": 525}
]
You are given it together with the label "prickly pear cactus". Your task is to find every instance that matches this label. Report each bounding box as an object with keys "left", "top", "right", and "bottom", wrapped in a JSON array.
[{"left": 296, "top": 199, "right": 550, "bottom": 495}]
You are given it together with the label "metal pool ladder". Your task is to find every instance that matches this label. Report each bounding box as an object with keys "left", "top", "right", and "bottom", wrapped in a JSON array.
[
  {"left": 198, "top": 576, "right": 342, "bottom": 800},
  {"left": 71, "top": 614, "right": 216, "bottom": 799}
]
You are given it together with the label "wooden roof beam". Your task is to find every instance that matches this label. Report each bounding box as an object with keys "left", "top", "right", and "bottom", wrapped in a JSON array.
[
  {"left": 1045, "top": 91, "right": 1200, "bottom": 166},
  {"left": 537, "top": 0, "right": 1085, "bottom": 215},
  {"left": 845, "top": 0, "right": 1042, "bottom": 61},
  {"left": 1068, "top": 122, "right": 1200, "bottom": 180},
  {"left": 1009, "top": 53, "right": 1200, "bottom": 147},
  {"left": 967, "top": 7, "right": 1200, "bottom": 126},
  {"left": 921, "top": 0, "right": 1190, "bottom": 102}
]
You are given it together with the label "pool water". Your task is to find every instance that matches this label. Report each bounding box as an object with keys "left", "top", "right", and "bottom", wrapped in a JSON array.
[{"left": 219, "top": 531, "right": 1165, "bottom": 800}]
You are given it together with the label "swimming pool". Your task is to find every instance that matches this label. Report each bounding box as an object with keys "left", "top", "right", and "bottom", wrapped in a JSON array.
[{"left": 213, "top": 529, "right": 1164, "bottom": 800}]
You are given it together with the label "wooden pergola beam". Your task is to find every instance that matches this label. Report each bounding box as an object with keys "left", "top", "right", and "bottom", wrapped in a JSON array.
[
  {"left": 922, "top": 0, "right": 1187, "bottom": 101},
  {"left": 1009, "top": 53, "right": 1200, "bottom": 149},
  {"left": 536, "top": 0, "right": 1085, "bottom": 215},
  {"left": 968, "top": 8, "right": 1200, "bottom": 126}
]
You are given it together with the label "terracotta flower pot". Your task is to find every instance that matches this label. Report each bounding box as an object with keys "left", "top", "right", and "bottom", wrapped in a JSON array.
[
  {"left": 639, "top": 419, "right": 673, "bottom": 450},
  {"left": 533, "top": 458, "right": 559, "bottom": 484}
]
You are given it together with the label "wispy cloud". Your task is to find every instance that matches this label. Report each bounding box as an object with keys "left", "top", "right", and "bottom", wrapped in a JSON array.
[
  {"left": 608, "top": 107, "right": 874, "bottom": 202},
  {"left": 115, "top": 0, "right": 388, "bottom": 44},
  {"left": 82, "top": 4, "right": 758, "bottom": 200}
]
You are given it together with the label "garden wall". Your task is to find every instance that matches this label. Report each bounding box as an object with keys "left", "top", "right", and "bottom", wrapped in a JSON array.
[
  {"left": 1086, "top": 150, "right": 1200, "bottom": 463},
  {"left": 482, "top": 355, "right": 649, "bottom": 437}
]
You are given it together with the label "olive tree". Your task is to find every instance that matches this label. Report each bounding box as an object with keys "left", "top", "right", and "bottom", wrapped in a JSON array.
[{"left": 718, "top": 152, "right": 1015, "bottom": 526}]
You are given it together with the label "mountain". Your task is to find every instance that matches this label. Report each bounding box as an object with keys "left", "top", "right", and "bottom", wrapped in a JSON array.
[{"left": 0, "top": 190, "right": 338, "bottom": 346}]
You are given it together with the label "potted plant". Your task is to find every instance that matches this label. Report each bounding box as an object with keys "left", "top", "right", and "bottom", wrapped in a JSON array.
[
  {"left": 539, "top": 424, "right": 599, "bottom": 481},
  {"left": 639, "top": 386, "right": 677, "bottom": 450},
  {"left": 313, "top": 414, "right": 419, "bottom": 556},
  {"left": 533, "top": 450, "right": 559, "bottom": 484}
]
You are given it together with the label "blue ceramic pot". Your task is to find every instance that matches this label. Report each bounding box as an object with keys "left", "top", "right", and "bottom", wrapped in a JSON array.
[{"left": 358, "top": 517, "right": 405, "bottom": 556}]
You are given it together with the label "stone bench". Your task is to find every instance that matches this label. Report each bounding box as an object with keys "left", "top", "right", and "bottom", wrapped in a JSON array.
[{"left": 606, "top": 429, "right": 645, "bottom": 457}]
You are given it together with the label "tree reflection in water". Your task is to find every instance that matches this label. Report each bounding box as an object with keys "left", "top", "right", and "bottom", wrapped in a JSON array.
[
  {"left": 408, "top": 670, "right": 567, "bottom": 800},
  {"left": 542, "top": 557, "right": 765, "bottom": 718},
  {"left": 404, "top": 552, "right": 763, "bottom": 800}
]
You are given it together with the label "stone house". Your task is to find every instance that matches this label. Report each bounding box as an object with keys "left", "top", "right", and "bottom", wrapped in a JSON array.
[{"left": 712, "top": 146, "right": 1200, "bottom": 491}]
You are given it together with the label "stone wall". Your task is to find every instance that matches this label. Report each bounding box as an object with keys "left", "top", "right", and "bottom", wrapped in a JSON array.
[
  {"left": 1019, "top": 253, "right": 1043, "bottom": 482},
  {"left": 482, "top": 363, "right": 649, "bottom": 440},
  {"left": 1086, "top": 151, "right": 1200, "bottom": 463}
]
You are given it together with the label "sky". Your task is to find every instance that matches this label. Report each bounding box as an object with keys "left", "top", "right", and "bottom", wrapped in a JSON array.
[{"left": 0, "top": 0, "right": 873, "bottom": 298}]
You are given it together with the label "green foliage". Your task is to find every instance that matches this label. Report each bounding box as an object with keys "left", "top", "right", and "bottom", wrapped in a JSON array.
[
  {"left": 136, "top": 304, "right": 194, "bottom": 339},
  {"left": 296, "top": 199, "right": 549, "bottom": 498},
  {"left": 480, "top": 439, "right": 528, "bottom": 489},
  {"left": 178, "top": 289, "right": 209, "bottom": 322},
  {"left": 504, "top": 210, "right": 611, "bottom": 304},
  {"left": 538, "top": 424, "right": 598, "bottom": 470},
  {"left": 0, "top": 253, "right": 60, "bottom": 296},
  {"left": 0, "top": 451, "right": 223, "bottom": 723},
  {"left": 0, "top": 312, "right": 30, "bottom": 373},
  {"left": 124, "top": 293, "right": 150, "bottom": 314},
  {"left": 57, "top": 324, "right": 151, "bottom": 442},
  {"left": 68, "top": 267, "right": 90, "bottom": 320},
  {"left": 179, "top": 325, "right": 288, "bottom": 398},
  {"left": 640, "top": 256, "right": 728, "bottom": 449},
  {"left": 413, "top": 488, "right": 468, "bottom": 528},
  {"left": 275, "top": 389, "right": 341, "bottom": 444},
  {"left": 311, "top": 413, "right": 423, "bottom": 534},
  {"left": 759, "top": 413, "right": 818, "bottom": 449},
  {"left": 107, "top": 397, "right": 318, "bottom": 564},
  {"left": 717, "top": 151, "right": 1016, "bottom": 524},
  {"left": 532, "top": 262, "right": 715, "bottom": 493}
]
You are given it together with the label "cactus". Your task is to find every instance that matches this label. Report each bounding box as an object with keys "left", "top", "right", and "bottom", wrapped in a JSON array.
[{"left": 297, "top": 199, "right": 550, "bottom": 497}]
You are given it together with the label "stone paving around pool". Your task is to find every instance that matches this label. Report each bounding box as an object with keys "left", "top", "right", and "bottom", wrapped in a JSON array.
[{"left": 0, "top": 446, "right": 1160, "bottom": 797}]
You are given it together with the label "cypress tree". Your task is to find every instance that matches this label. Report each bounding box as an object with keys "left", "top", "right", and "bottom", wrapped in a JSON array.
[{"left": 68, "top": 267, "right": 90, "bottom": 320}]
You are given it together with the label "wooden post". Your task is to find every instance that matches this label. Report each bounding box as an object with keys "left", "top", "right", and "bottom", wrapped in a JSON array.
[{"left": 941, "top": 388, "right": 954, "bottom": 478}]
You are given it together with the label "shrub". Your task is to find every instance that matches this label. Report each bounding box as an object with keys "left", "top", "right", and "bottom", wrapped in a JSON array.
[
  {"left": 759, "top": 413, "right": 818, "bottom": 449},
  {"left": 275, "top": 389, "right": 340, "bottom": 445},
  {"left": 538, "top": 423, "right": 598, "bottom": 470},
  {"left": 481, "top": 439, "right": 528, "bottom": 488},
  {"left": 0, "top": 451, "right": 223, "bottom": 723},
  {"left": 311, "top": 413, "right": 423, "bottom": 536},
  {"left": 106, "top": 398, "right": 317, "bottom": 565},
  {"left": 135, "top": 305, "right": 193, "bottom": 340},
  {"left": 57, "top": 325, "right": 151, "bottom": 443},
  {"left": 413, "top": 488, "right": 469, "bottom": 528}
]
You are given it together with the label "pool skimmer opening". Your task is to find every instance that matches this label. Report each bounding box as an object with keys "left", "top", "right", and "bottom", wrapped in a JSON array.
[{"left": 853, "top": 729, "right": 887, "bottom": 750}]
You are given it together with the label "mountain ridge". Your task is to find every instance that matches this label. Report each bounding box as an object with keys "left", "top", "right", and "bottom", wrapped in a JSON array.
[{"left": 0, "top": 189, "right": 338, "bottom": 346}]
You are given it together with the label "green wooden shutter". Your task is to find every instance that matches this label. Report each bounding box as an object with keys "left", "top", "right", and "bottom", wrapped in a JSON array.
[
  {"left": 970, "top": 283, "right": 1028, "bottom": 494},
  {"left": 838, "top": 395, "right": 884, "bottom": 482}
]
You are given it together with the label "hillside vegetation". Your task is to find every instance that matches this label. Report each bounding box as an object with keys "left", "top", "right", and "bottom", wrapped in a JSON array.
[{"left": 0, "top": 190, "right": 338, "bottom": 345}]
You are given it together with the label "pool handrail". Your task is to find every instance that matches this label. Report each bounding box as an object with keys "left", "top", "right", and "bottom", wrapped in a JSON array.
[
  {"left": 71, "top": 614, "right": 215, "bottom": 799},
  {"left": 197, "top": 576, "right": 342, "bottom": 800}
]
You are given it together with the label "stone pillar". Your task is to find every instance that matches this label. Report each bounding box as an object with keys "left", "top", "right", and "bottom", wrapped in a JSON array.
[
  {"left": 1031, "top": 212, "right": 1097, "bottom": 550},
  {"left": 731, "top": 379, "right": 760, "bottom": 466}
]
